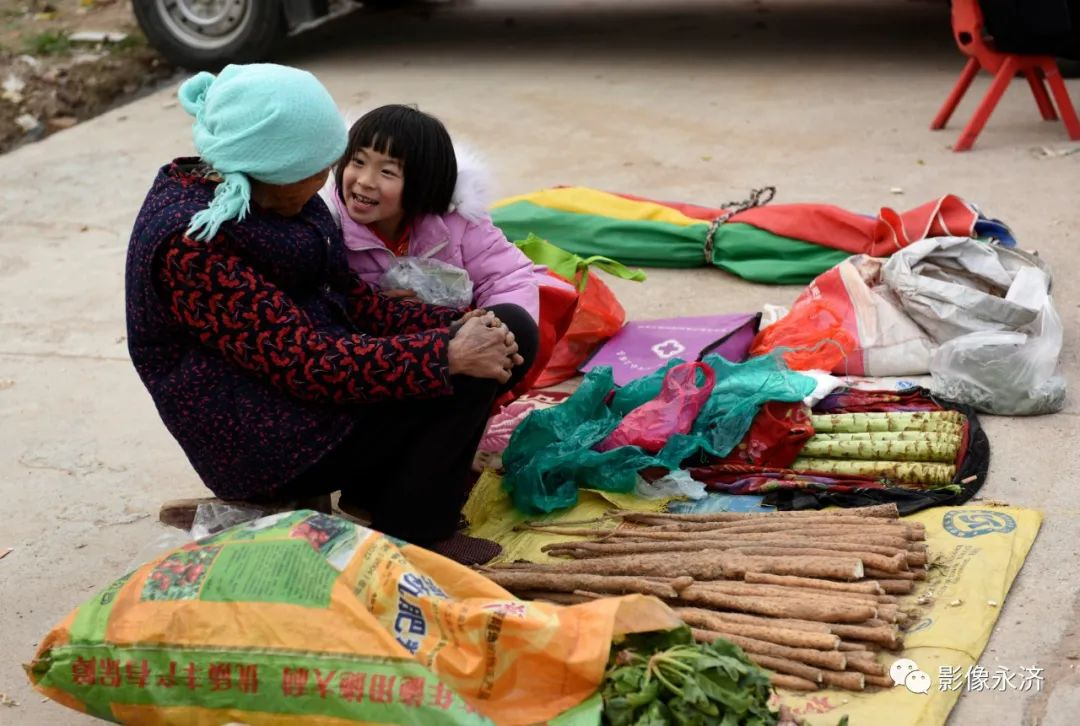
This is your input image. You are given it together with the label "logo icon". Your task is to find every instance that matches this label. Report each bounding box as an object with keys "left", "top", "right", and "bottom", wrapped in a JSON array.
[
  {"left": 651, "top": 339, "right": 686, "bottom": 360},
  {"left": 891, "top": 658, "right": 932, "bottom": 694},
  {"left": 942, "top": 510, "right": 1017, "bottom": 538}
]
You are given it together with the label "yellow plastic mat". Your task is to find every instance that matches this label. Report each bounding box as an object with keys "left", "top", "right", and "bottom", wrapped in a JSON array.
[
  {"left": 463, "top": 470, "right": 669, "bottom": 565},
  {"left": 465, "top": 478, "right": 1041, "bottom": 725},
  {"left": 790, "top": 505, "right": 1041, "bottom": 725}
]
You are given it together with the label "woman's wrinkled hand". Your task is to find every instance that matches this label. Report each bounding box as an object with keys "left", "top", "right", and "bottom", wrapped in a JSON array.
[
  {"left": 452, "top": 308, "right": 488, "bottom": 327},
  {"left": 448, "top": 316, "right": 521, "bottom": 383}
]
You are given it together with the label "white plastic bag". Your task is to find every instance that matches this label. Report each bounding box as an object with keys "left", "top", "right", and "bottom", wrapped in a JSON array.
[
  {"left": 930, "top": 266, "right": 1065, "bottom": 415},
  {"left": 882, "top": 237, "right": 1052, "bottom": 343},
  {"left": 379, "top": 242, "right": 474, "bottom": 308},
  {"left": 635, "top": 470, "right": 707, "bottom": 500}
]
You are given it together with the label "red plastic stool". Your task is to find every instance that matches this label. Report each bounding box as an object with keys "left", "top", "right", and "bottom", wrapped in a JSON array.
[{"left": 932, "top": 0, "right": 1080, "bottom": 151}]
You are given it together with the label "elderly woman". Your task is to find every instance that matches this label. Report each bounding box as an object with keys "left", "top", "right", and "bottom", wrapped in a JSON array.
[{"left": 125, "top": 64, "right": 536, "bottom": 565}]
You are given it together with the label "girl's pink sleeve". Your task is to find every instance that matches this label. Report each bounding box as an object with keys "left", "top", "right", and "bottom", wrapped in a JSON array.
[{"left": 458, "top": 214, "right": 540, "bottom": 322}]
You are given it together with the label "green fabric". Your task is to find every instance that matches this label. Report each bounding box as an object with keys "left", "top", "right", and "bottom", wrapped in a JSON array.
[
  {"left": 514, "top": 233, "right": 646, "bottom": 290},
  {"left": 501, "top": 355, "right": 817, "bottom": 514},
  {"left": 496, "top": 202, "right": 707, "bottom": 268},
  {"left": 710, "top": 223, "right": 850, "bottom": 285},
  {"left": 493, "top": 202, "right": 851, "bottom": 284},
  {"left": 178, "top": 63, "right": 347, "bottom": 241}
]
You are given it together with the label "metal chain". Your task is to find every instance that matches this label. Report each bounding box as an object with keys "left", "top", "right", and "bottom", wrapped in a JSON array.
[{"left": 703, "top": 186, "right": 777, "bottom": 262}]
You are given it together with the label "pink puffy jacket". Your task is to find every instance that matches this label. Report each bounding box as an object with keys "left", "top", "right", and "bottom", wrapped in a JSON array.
[{"left": 323, "top": 179, "right": 540, "bottom": 322}]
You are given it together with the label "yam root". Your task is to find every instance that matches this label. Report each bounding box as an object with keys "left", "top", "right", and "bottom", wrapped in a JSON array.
[
  {"left": 688, "top": 610, "right": 833, "bottom": 633},
  {"left": 874, "top": 579, "right": 916, "bottom": 594},
  {"left": 679, "top": 586, "right": 875, "bottom": 623},
  {"left": 515, "top": 591, "right": 593, "bottom": 605},
  {"left": 692, "top": 628, "right": 847, "bottom": 671},
  {"left": 543, "top": 537, "right": 919, "bottom": 564},
  {"left": 729, "top": 546, "right": 907, "bottom": 574},
  {"left": 864, "top": 674, "right": 898, "bottom": 689},
  {"left": 482, "top": 571, "right": 681, "bottom": 598},
  {"left": 748, "top": 653, "right": 824, "bottom": 684},
  {"left": 769, "top": 673, "right": 819, "bottom": 692},
  {"left": 828, "top": 623, "right": 902, "bottom": 650},
  {"left": 618, "top": 503, "right": 899, "bottom": 523},
  {"left": 845, "top": 656, "right": 886, "bottom": 677},
  {"left": 743, "top": 572, "right": 884, "bottom": 595},
  {"left": 821, "top": 670, "right": 866, "bottom": 691},
  {"left": 689, "top": 581, "right": 880, "bottom": 609},
  {"left": 675, "top": 607, "right": 841, "bottom": 650}
]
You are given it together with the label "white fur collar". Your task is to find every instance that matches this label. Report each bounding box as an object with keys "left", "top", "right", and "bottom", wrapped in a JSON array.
[{"left": 448, "top": 140, "right": 491, "bottom": 222}]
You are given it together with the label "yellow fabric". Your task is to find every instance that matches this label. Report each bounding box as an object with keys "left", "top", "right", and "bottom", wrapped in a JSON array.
[
  {"left": 490, "top": 187, "right": 706, "bottom": 229},
  {"left": 463, "top": 470, "right": 669, "bottom": 565}
]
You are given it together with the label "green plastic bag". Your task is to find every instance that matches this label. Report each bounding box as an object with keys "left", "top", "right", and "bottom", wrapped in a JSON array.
[{"left": 502, "top": 354, "right": 817, "bottom": 514}]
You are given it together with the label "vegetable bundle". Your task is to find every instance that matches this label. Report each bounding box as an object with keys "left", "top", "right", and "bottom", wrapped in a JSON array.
[
  {"left": 602, "top": 626, "right": 778, "bottom": 726},
  {"left": 792, "top": 411, "right": 966, "bottom": 485},
  {"left": 481, "top": 503, "right": 929, "bottom": 693}
]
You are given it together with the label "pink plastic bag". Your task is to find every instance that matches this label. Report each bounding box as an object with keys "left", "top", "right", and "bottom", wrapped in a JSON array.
[{"left": 596, "top": 362, "right": 716, "bottom": 453}]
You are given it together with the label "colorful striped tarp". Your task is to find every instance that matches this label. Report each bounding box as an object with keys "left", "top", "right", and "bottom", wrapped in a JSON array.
[{"left": 491, "top": 187, "right": 1004, "bottom": 285}]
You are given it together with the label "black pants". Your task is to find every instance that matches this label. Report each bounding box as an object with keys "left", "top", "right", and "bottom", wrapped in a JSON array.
[{"left": 285, "top": 303, "right": 538, "bottom": 545}]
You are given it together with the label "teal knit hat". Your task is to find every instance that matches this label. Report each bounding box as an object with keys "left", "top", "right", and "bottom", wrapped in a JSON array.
[{"left": 178, "top": 63, "right": 347, "bottom": 241}]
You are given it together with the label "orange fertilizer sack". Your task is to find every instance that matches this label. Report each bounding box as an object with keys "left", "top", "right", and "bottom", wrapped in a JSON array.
[{"left": 26, "top": 510, "right": 678, "bottom": 725}]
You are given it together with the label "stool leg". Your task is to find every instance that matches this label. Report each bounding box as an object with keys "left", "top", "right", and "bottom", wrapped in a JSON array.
[
  {"left": 955, "top": 55, "right": 1018, "bottom": 151},
  {"left": 1042, "top": 61, "right": 1080, "bottom": 140},
  {"left": 933, "top": 58, "right": 980, "bottom": 130},
  {"left": 1025, "top": 68, "right": 1058, "bottom": 120}
]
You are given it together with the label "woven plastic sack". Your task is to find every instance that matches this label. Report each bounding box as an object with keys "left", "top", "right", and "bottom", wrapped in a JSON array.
[
  {"left": 26, "top": 510, "right": 681, "bottom": 725},
  {"left": 596, "top": 362, "right": 715, "bottom": 453},
  {"left": 502, "top": 354, "right": 816, "bottom": 514}
]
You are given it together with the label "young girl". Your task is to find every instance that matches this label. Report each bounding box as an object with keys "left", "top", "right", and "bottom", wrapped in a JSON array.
[{"left": 323, "top": 104, "right": 541, "bottom": 324}]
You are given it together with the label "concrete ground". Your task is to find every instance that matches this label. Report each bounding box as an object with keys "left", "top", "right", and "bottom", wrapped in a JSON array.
[{"left": 1, "top": 0, "right": 1077, "bottom": 723}]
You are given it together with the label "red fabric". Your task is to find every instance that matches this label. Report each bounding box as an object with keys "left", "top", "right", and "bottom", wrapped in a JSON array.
[
  {"left": 610, "top": 191, "right": 978, "bottom": 258},
  {"left": 715, "top": 402, "right": 815, "bottom": 469},
  {"left": 369, "top": 223, "right": 412, "bottom": 258},
  {"left": 731, "top": 197, "right": 977, "bottom": 257}
]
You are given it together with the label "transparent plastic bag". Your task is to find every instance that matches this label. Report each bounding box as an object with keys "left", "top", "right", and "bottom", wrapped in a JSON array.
[
  {"left": 379, "top": 247, "right": 474, "bottom": 308},
  {"left": 190, "top": 501, "right": 268, "bottom": 540},
  {"left": 930, "top": 267, "right": 1065, "bottom": 415},
  {"left": 635, "top": 470, "right": 707, "bottom": 500},
  {"left": 931, "top": 314, "right": 1065, "bottom": 415}
]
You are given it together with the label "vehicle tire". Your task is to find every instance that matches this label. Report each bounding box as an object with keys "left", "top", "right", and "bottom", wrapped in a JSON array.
[{"left": 132, "top": 0, "right": 287, "bottom": 71}]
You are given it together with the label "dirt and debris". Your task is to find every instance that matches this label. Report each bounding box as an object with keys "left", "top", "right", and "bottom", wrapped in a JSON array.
[{"left": 0, "top": 1, "right": 175, "bottom": 154}]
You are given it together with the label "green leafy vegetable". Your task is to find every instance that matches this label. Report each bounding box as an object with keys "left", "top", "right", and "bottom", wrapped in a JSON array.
[{"left": 601, "top": 626, "right": 778, "bottom": 726}]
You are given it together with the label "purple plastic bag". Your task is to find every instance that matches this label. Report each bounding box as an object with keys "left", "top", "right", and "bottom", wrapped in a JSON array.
[{"left": 580, "top": 313, "right": 759, "bottom": 386}]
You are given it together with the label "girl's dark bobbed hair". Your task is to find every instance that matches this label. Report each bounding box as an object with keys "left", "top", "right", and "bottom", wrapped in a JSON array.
[{"left": 335, "top": 104, "right": 457, "bottom": 218}]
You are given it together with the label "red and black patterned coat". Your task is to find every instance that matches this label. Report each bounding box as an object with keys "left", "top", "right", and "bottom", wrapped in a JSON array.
[{"left": 125, "top": 159, "right": 460, "bottom": 499}]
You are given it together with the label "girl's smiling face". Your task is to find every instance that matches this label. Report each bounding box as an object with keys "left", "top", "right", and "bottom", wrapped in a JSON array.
[{"left": 341, "top": 146, "right": 406, "bottom": 239}]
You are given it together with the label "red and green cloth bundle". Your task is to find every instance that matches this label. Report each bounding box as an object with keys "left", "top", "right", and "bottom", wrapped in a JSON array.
[{"left": 491, "top": 187, "right": 982, "bottom": 285}]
